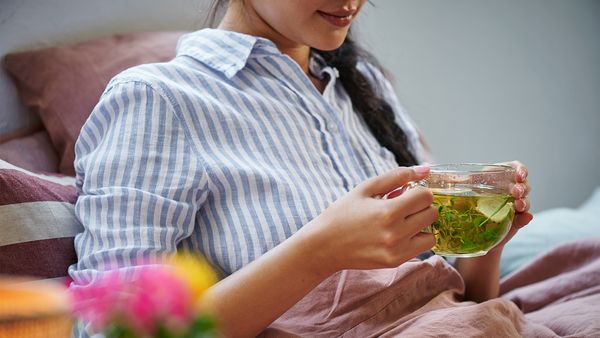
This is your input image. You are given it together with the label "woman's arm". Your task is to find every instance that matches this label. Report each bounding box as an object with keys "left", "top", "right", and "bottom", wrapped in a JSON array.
[
  {"left": 455, "top": 250, "right": 502, "bottom": 302},
  {"left": 73, "top": 79, "right": 437, "bottom": 337},
  {"left": 455, "top": 212, "right": 533, "bottom": 302},
  {"left": 455, "top": 161, "right": 533, "bottom": 302},
  {"left": 204, "top": 221, "right": 328, "bottom": 337},
  {"left": 204, "top": 166, "right": 437, "bottom": 337}
]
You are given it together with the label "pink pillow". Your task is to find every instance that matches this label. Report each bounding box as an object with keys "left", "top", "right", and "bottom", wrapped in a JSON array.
[
  {"left": 3, "top": 31, "right": 185, "bottom": 175},
  {"left": 0, "top": 129, "right": 59, "bottom": 173},
  {"left": 0, "top": 159, "right": 79, "bottom": 279}
]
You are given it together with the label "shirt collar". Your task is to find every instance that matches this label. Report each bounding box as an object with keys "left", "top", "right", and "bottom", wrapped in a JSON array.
[
  {"left": 177, "top": 28, "right": 340, "bottom": 84},
  {"left": 176, "top": 28, "right": 280, "bottom": 78}
]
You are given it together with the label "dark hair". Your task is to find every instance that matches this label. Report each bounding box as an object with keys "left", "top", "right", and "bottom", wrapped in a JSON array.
[{"left": 207, "top": 1, "right": 418, "bottom": 166}]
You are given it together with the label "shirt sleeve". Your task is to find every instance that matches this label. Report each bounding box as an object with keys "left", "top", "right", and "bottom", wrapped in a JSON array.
[
  {"left": 68, "top": 80, "right": 208, "bottom": 286},
  {"left": 357, "top": 61, "right": 435, "bottom": 164}
]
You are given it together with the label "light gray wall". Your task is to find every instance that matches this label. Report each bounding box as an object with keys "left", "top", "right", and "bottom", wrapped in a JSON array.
[
  {"left": 1, "top": 0, "right": 598, "bottom": 212},
  {"left": 0, "top": 0, "right": 203, "bottom": 135},
  {"left": 357, "top": 0, "right": 600, "bottom": 212}
]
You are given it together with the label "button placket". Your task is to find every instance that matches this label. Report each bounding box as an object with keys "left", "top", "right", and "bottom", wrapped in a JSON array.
[
  {"left": 324, "top": 84, "right": 379, "bottom": 181},
  {"left": 263, "top": 54, "right": 368, "bottom": 189}
]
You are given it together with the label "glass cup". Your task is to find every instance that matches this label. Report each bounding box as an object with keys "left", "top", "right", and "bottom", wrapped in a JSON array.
[{"left": 413, "top": 163, "right": 516, "bottom": 257}]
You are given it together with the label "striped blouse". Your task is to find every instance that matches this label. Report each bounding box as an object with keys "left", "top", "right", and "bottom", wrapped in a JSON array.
[{"left": 69, "top": 28, "right": 427, "bottom": 282}]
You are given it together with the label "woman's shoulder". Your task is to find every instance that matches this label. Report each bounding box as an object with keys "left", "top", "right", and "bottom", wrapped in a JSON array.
[
  {"left": 91, "top": 55, "right": 235, "bottom": 125},
  {"left": 104, "top": 59, "right": 200, "bottom": 96},
  {"left": 93, "top": 55, "right": 227, "bottom": 116}
]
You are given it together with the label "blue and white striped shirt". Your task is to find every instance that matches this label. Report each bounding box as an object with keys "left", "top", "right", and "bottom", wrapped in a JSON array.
[{"left": 69, "top": 28, "right": 427, "bottom": 282}]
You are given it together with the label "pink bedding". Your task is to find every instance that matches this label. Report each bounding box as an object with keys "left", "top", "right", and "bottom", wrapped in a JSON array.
[
  {"left": 501, "top": 238, "right": 600, "bottom": 337},
  {"left": 260, "top": 238, "right": 600, "bottom": 337},
  {"left": 0, "top": 130, "right": 58, "bottom": 173}
]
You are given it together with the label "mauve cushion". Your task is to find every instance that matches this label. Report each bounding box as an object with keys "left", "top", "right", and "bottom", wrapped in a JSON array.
[
  {"left": 3, "top": 31, "right": 184, "bottom": 175},
  {"left": 0, "top": 159, "right": 81, "bottom": 279},
  {"left": 0, "top": 130, "right": 59, "bottom": 173}
]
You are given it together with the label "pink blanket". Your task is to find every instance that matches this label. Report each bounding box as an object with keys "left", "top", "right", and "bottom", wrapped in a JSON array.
[{"left": 260, "top": 238, "right": 600, "bottom": 337}]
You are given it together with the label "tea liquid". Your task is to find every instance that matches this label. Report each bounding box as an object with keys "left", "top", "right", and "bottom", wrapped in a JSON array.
[{"left": 429, "top": 187, "right": 515, "bottom": 257}]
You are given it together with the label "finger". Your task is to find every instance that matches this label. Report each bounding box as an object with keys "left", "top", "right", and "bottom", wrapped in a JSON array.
[
  {"left": 513, "top": 212, "right": 533, "bottom": 229},
  {"left": 403, "top": 205, "right": 438, "bottom": 236},
  {"left": 516, "top": 166, "right": 528, "bottom": 183},
  {"left": 511, "top": 161, "right": 528, "bottom": 182},
  {"left": 409, "top": 231, "right": 436, "bottom": 253},
  {"left": 498, "top": 160, "right": 528, "bottom": 182},
  {"left": 359, "top": 165, "right": 430, "bottom": 197},
  {"left": 389, "top": 186, "right": 434, "bottom": 217},
  {"left": 515, "top": 197, "right": 531, "bottom": 213},
  {"left": 511, "top": 181, "right": 531, "bottom": 199},
  {"left": 386, "top": 186, "right": 407, "bottom": 199}
]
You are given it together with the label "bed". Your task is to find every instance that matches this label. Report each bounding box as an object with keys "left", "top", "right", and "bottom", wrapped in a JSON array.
[
  {"left": 1, "top": 1, "right": 599, "bottom": 337},
  {"left": 0, "top": 0, "right": 196, "bottom": 279}
]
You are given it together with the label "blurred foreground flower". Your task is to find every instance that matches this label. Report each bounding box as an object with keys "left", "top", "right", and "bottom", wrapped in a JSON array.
[{"left": 69, "top": 253, "right": 218, "bottom": 338}]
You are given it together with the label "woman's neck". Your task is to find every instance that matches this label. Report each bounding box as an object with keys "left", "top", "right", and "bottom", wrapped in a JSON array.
[{"left": 218, "top": 2, "right": 314, "bottom": 82}]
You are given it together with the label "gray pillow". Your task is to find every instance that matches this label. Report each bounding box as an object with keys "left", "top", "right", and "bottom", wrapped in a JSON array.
[{"left": 500, "top": 187, "right": 600, "bottom": 277}]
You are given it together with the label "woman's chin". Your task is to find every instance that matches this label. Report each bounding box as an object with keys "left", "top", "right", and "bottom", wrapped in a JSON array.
[{"left": 311, "top": 36, "right": 347, "bottom": 51}]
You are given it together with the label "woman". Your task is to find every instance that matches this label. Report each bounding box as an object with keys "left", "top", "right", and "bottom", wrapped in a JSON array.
[{"left": 70, "top": 0, "right": 532, "bottom": 336}]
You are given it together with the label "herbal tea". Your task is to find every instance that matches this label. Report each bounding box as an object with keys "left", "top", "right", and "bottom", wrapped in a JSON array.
[{"left": 428, "top": 187, "right": 515, "bottom": 257}]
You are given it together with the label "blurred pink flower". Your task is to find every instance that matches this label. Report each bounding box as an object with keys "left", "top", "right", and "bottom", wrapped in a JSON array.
[
  {"left": 70, "top": 266, "right": 194, "bottom": 335},
  {"left": 123, "top": 266, "right": 193, "bottom": 334},
  {"left": 70, "top": 271, "right": 123, "bottom": 330},
  {"left": 69, "top": 254, "right": 217, "bottom": 337}
]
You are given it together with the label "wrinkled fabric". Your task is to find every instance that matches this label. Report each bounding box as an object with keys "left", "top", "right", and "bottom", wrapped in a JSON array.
[
  {"left": 261, "top": 238, "right": 600, "bottom": 337},
  {"left": 501, "top": 238, "right": 600, "bottom": 337}
]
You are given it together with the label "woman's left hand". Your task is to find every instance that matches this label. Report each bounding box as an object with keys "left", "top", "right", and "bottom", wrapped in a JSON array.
[
  {"left": 455, "top": 160, "right": 533, "bottom": 302},
  {"left": 491, "top": 160, "right": 533, "bottom": 251}
]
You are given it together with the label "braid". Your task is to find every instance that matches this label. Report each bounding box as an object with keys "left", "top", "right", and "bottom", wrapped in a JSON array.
[{"left": 313, "top": 36, "right": 418, "bottom": 167}]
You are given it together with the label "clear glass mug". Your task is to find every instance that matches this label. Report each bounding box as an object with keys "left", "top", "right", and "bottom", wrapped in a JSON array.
[{"left": 410, "top": 163, "right": 516, "bottom": 257}]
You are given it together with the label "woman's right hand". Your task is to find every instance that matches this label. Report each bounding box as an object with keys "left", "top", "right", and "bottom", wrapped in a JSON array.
[
  {"left": 301, "top": 166, "right": 437, "bottom": 276},
  {"left": 203, "top": 166, "right": 436, "bottom": 337}
]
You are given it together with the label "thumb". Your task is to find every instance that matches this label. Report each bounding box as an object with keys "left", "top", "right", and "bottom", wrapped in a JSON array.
[{"left": 358, "top": 165, "right": 430, "bottom": 197}]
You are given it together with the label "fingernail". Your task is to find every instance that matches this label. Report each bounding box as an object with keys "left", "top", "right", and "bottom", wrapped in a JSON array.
[
  {"left": 515, "top": 185, "right": 524, "bottom": 197},
  {"left": 519, "top": 168, "right": 528, "bottom": 179},
  {"left": 413, "top": 165, "right": 430, "bottom": 175}
]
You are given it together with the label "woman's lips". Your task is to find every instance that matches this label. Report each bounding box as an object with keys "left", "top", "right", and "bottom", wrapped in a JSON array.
[{"left": 317, "top": 10, "right": 356, "bottom": 28}]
